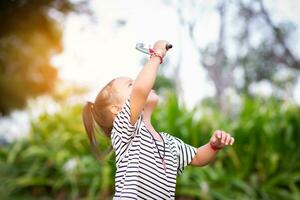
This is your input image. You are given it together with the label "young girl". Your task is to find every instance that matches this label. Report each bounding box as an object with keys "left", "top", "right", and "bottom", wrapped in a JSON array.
[{"left": 82, "top": 40, "right": 235, "bottom": 199}]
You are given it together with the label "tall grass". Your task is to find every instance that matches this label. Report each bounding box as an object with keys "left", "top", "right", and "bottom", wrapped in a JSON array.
[
  {"left": 0, "top": 93, "right": 299, "bottom": 199},
  {"left": 153, "top": 93, "right": 300, "bottom": 200},
  {"left": 0, "top": 105, "right": 115, "bottom": 200}
]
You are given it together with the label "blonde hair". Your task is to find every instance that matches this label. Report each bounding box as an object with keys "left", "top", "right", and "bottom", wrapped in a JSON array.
[{"left": 82, "top": 79, "right": 118, "bottom": 158}]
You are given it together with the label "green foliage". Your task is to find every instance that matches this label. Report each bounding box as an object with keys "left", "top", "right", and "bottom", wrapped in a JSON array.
[
  {"left": 157, "top": 94, "right": 300, "bottom": 200},
  {"left": 0, "top": 94, "right": 300, "bottom": 199},
  {"left": 0, "top": 103, "right": 115, "bottom": 200},
  {"left": 154, "top": 74, "right": 176, "bottom": 93}
]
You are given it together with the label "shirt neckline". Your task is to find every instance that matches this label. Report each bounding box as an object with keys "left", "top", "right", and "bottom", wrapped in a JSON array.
[{"left": 141, "top": 121, "right": 164, "bottom": 143}]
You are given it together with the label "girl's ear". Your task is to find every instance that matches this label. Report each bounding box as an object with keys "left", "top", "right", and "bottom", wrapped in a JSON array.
[{"left": 111, "top": 105, "right": 122, "bottom": 115}]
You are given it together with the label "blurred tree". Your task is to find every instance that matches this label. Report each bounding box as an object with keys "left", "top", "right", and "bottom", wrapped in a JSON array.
[
  {"left": 0, "top": 0, "right": 89, "bottom": 116},
  {"left": 234, "top": 0, "right": 300, "bottom": 97},
  {"left": 167, "top": 0, "right": 300, "bottom": 110}
]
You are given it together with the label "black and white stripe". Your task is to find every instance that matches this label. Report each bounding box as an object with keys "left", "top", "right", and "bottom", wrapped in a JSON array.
[{"left": 111, "top": 99, "right": 197, "bottom": 200}]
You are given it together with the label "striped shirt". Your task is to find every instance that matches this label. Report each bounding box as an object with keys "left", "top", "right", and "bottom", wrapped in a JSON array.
[{"left": 111, "top": 99, "right": 197, "bottom": 200}]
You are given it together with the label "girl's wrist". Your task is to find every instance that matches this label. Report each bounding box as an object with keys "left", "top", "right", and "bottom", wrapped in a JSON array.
[
  {"left": 149, "top": 48, "right": 164, "bottom": 64},
  {"left": 209, "top": 142, "right": 222, "bottom": 151},
  {"left": 149, "top": 55, "right": 162, "bottom": 64}
]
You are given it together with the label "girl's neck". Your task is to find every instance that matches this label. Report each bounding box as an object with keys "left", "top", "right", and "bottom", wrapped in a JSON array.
[
  {"left": 142, "top": 106, "right": 153, "bottom": 127},
  {"left": 143, "top": 105, "right": 161, "bottom": 141}
]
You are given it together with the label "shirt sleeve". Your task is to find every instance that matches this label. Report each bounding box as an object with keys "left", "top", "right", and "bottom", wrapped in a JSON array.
[
  {"left": 111, "top": 98, "right": 142, "bottom": 143},
  {"left": 173, "top": 136, "right": 197, "bottom": 175}
]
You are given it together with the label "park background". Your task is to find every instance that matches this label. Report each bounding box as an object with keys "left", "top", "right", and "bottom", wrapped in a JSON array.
[{"left": 0, "top": 0, "right": 300, "bottom": 199}]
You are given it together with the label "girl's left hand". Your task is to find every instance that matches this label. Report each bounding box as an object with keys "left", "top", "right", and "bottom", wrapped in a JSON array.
[
  {"left": 209, "top": 130, "right": 235, "bottom": 150},
  {"left": 153, "top": 40, "right": 170, "bottom": 58}
]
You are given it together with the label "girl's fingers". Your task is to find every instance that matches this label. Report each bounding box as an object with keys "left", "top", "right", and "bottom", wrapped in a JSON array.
[
  {"left": 213, "top": 133, "right": 220, "bottom": 143},
  {"left": 216, "top": 130, "right": 222, "bottom": 139},
  {"left": 221, "top": 131, "right": 227, "bottom": 144},
  {"left": 225, "top": 133, "right": 231, "bottom": 145},
  {"left": 213, "top": 130, "right": 235, "bottom": 146},
  {"left": 211, "top": 135, "right": 217, "bottom": 143},
  {"left": 217, "top": 131, "right": 223, "bottom": 145},
  {"left": 230, "top": 137, "right": 235, "bottom": 145}
]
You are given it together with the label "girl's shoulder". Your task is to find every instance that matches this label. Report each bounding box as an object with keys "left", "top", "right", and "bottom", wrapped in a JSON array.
[
  {"left": 159, "top": 132, "right": 176, "bottom": 144},
  {"left": 159, "top": 132, "right": 188, "bottom": 147}
]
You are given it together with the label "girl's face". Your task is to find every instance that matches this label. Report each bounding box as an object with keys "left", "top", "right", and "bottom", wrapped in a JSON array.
[
  {"left": 113, "top": 77, "right": 159, "bottom": 110},
  {"left": 146, "top": 89, "right": 159, "bottom": 108}
]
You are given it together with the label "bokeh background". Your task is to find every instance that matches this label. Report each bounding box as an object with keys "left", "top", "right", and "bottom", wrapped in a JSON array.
[{"left": 1, "top": 0, "right": 300, "bottom": 199}]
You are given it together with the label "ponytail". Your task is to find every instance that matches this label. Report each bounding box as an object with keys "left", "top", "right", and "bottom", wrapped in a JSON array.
[
  {"left": 82, "top": 79, "right": 116, "bottom": 160},
  {"left": 82, "top": 102, "right": 113, "bottom": 161}
]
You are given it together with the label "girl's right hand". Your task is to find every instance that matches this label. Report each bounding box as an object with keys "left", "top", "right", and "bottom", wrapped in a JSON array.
[
  {"left": 153, "top": 40, "right": 171, "bottom": 58},
  {"left": 209, "top": 130, "right": 235, "bottom": 150}
]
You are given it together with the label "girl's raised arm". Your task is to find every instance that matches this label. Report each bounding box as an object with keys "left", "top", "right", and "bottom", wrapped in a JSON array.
[{"left": 129, "top": 40, "right": 170, "bottom": 125}]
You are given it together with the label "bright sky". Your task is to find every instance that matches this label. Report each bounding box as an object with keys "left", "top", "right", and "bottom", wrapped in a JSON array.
[
  {"left": 1, "top": 0, "right": 299, "bottom": 141},
  {"left": 53, "top": 0, "right": 219, "bottom": 105},
  {"left": 54, "top": 0, "right": 300, "bottom": 104}
]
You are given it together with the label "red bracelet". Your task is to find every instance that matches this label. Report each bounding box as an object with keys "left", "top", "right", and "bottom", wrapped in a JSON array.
[
  {"left": 210, "top": 142, "right": 222, "bottom": 151},
  {"left": 149, "top": 48, "right": 163, "bottom": 64}
]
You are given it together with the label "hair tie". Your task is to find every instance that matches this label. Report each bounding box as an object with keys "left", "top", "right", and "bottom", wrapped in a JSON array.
[{"left": 87, "top": 101, "right": 94, "bottom": 109}]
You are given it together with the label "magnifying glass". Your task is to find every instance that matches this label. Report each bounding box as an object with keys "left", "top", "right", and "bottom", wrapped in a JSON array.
[{"left": 135, "top": 43, "right": 172, "bottom": 55}]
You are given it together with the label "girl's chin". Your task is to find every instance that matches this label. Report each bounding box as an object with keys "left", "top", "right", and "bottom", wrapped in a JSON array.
[{"left": 146, "top": 96, "right": 159, "bottom": 107}]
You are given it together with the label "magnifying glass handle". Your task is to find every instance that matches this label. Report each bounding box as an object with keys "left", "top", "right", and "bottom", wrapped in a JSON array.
[
  {"left": 136, "top": 43, "right": 173, "bottom": 55},
  {"left": 166, "top": 43, "right": 173, "bottom": 51}
]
